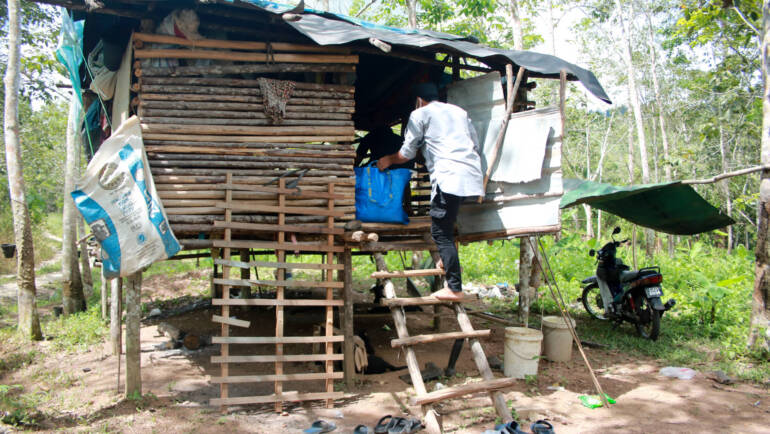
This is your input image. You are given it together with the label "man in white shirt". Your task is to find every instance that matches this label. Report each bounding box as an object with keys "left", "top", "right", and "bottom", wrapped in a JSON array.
[{"left": 377, "top": 83, "right": 484, "bottom": 301}]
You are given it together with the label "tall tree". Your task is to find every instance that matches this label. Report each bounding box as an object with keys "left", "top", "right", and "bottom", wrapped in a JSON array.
[
  {"left": 61, "top": 98, "right": 85, "bottom": 314},
  {"left": 406, "top": 0, "right": 417, "bottom": 28},
  {"left": 749, "top": 1, "right": 770, "bottom": 351},
  {"left": 615, "top": 0, "right": 654, "bottom": 256},
  {"left": 4, "top": 0, "right": 41, "bottom": 340}
]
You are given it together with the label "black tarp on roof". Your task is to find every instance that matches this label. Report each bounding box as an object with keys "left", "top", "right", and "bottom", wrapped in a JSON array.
[{"left": 235, "top": 0, "right": 612, "bottom": 104}]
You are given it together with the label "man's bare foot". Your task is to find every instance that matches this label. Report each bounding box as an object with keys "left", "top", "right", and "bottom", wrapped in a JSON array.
[
  {"left": 436, "top": 258, "right": 444, "bottom": 270},
  {"left": 431, "top": 287, "right": 464, "bottom": 301}
]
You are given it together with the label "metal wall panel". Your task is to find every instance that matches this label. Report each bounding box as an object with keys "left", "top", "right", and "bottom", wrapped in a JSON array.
[{"left": 447, "top": 73, "right": 563, "bottom": 241}]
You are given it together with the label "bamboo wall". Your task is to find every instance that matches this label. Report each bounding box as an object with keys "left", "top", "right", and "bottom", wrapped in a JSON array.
[{"left": 131, "top": 33, "right": 358, "bottom": 249}]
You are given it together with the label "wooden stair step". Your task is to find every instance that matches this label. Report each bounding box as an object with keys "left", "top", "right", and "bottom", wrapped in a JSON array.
[
  {"left": 391, "top": 330, "right": 491, "bottom": 347},
  {"left": 410, "top": 377, "right": 518, "bottom": 406},
  {"left": 371, "top": 268, "right": 445, "bottom": 279},
  {"left": 382, "top": 296, "right": 459, "bottom": 307}
]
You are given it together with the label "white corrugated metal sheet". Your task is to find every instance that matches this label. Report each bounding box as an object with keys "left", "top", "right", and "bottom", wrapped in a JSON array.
[{"left": 447, "top": 73, "right": 562, "bottom": 241}]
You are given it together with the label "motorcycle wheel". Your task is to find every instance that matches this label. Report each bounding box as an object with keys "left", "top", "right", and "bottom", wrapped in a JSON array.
[
  {"left": 581, "top": 284, "right": 607, "bottom": 320},
  {"left": 635, "top": 297, "right": 660, "bottom": 340}
]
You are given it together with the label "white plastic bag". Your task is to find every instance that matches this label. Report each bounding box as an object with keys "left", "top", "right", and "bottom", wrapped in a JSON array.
[
  {"left": 72, "top": 116, "right": 180, "bottom": 278},
  {"left": 659, "top": 367, "right": 696, "bottom": 380}
]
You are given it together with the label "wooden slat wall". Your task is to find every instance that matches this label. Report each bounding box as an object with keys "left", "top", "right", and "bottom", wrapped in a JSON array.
[
  {"left": 210, "top": 179, "right": 344, "bottom": 410},
  {"left": 131, "top": 33, "right": 357, "bottom": 244}
]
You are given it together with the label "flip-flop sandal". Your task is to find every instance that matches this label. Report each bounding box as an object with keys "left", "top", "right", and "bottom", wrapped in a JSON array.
[
  {"left": 404, "top": 418, "right": 423, "bottom": 433},
  {"left": 495, "top": 421, "right": 527, "bottom": 434},
  {"left": 374, "top": 415, "right": 393, "bottom": 434},
  {"left": 303, "top": 420, "right": 336, "bottom": 433},
  {"left": 387, "top": 417, "right": 408, "bottom": 434},
  {"left": 530, "top": 420, "right": 554, "bottom": 434},
  {"left": 354, "top": 425, "right": 371, "bottom": 434}
]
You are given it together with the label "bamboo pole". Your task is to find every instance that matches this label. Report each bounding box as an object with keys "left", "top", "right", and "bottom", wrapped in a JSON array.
[
  {"left": 133, "top": 32, "right": 351, "bottom": 54},
  {"left": 143, "top": 133, "right": 355, "bottom": 144},
  {"left": 146, "top": 145, "right": 355, "bottom": 158},
  {"left": 138, "top": 107, "right": 352, "bottom": 120},
  {"left": 136, "top": 84, "right": 353, "bottom": 100},
  {"left": 136, "top": 63, "right": 356, "bottom": 77},
  {"left": 134, "top": 48, "right": 359, "bottom": 64},
  {"left": 139, "top": 93, "right": 355, "bottom": 108},
  {"left": 140, "top": 123, "right": 354, "bottom": 137},
  {"left": 144, "top": 140, "right": 354, "bottom": 151},
  {"left": 138, "top": 99, "right": 355, "bottom": 113},
  {"left": 148, "top": 151, "right": 353, "bottom": 164},
  {"left": 140, "top": 116, "right": 353, "bottom": 127},
  {"left": 140, "top": 76, "right": 355, "bottom": 93}
]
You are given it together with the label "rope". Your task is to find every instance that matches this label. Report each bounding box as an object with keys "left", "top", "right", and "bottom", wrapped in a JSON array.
[{"left": 527, "top": 237, "right": 610, "bottom": 408}]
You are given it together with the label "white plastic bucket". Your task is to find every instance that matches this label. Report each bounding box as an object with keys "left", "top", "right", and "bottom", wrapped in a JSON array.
[
  {"left": 541, "top": 316, "right": 576, "bottom": 362},
  {"left": 503, "top": 327, "right": 543, "bottom": 379}
]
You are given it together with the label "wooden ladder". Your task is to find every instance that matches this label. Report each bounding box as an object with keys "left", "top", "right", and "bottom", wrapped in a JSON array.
[{"left": 372, "top": 253, "right": 514, "bottom": 434}]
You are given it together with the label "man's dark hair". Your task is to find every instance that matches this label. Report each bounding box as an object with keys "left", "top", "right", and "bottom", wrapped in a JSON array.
[{"left": 414, "top": 82, "right": 439, "bottom": 102}]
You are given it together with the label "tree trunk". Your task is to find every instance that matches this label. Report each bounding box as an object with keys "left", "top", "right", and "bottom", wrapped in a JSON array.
[
  {"left": 78, "top": 218, "right": 94, "bottom": 300},
  {"left": 110, "top": 277, "right": 123, "bottom": 356},
  {"left": 748, "top": 0, "right": 770, "bottom": 351},
  {"left": 406, "top": 0, "right": 417, "bottom": 29},
  {"left": 3, "top": 0, "right": 42, "bottom": 340},
  {"left": 124, "top": 272, "right": 142, "bottom": 398},
  {"left": 583, "top": 204, "right": 594, "bottom": 238},
  {"left": 616, "top": 0, "right": 654, "bottom": 257},
  {"left": 509, "top": 0, "right": 524, "bottom": 50},
  {"left": 719, "top": 125, "right": 734, "bottom": 254},
  {"left": 62, "top": 98, "right": 85, "bottom": 314}
]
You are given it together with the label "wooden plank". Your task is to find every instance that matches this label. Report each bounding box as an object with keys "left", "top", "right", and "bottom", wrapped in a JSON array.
[
  {"left": 391, "top": 330, "right": 491, "bottom": 348},
  {"left": 213, "top": 220, "right": 343, "bottom": 235},
  {"left": 215, "top": 201, "right": 345, "bottom": 217},
  {"left": 143, "top": 133, "right": 355, "bottom": 143},
  {"left": 211, "top": 354, "right": 344, "bottom": 363},
  {"left": 133, "top": 32, "right": 351, "bottom": 54},
  {"left": 210, "top": 391, "right": 344, "bottom": 406},
  {"left": 212, "top": 314, "right": 250, "bottom": 328},
  {"left": 325, "top": 182, "right": 336, "bottom": 408},
  {"left": 215, "top": 183, "right": 349, "bottom": 200},
  {"left": 210, "top": 372, "right": 344, "bottom": 384},
  {"left": 220, "top": 171, "right": 233, "bottom": 409},
  {"left": 140, "top": 76, "right": 355, "bottom": 93},
  {"left": 214, "top": 258, "right": 345, "bottom": 271},
  {"left": 275, "top": 178, "right": 286, "bottom": 412},
  {"left": 212, "top": 336, "right": 344, "bottom": 344},
  {"left": 213, "top": 277, "right": 343, "bottom": 289},
  {"left": 212, "top": 239, "right": 344, "bottom": 252},
  {"left": 212, "top": 298, "right": 344, "bottom": 307},
  {"left": 141, "top": 123, "right": 353, "bottom": 137},
  {"left": 371, "top": 269, "right": 445, "bottom": 279},
  {"left": 137, "top": 63, "right": 356, "bottom": 77},
  {"left": 382, "top": 296, "right": 453, "bottom": 307},
  {"left": 135, "top": 48, "right": 359, "bottom": 64},
  {"left": 410, "top": 377, "right": 519, "bottom": 406},
  {"left": 342, "top": 249, "right": 354, "bottom": 387}
]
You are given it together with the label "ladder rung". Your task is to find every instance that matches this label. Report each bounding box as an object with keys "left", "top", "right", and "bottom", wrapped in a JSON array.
[
  {"left": 391, "top": 330, "right": 491, "bottom": 348},
  {"left": 371, "top": 269, "right": 445, "bottom": 279},
  {"left": 382, "top": 296, "right": 456, "bottom": 307},
  {"left": 410, "top": 377, "right": 518, "bottom": 406}
]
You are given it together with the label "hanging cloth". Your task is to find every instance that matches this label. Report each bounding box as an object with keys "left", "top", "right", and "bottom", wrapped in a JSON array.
[{"left": 257, "top": 78, "right": 296, "bottom": 124}]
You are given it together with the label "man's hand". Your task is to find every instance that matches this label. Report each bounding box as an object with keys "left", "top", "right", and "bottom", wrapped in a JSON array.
[{"left": 377, "top": 155, "right": 392, "bottom": 171}]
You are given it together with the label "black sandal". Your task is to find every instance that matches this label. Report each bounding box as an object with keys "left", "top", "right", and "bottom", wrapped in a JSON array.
[{"left": 374, "top": 415, "right": 393, "bottom": 434}]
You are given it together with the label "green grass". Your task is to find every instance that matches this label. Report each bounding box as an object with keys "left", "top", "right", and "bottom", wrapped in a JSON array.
[{"left": 43, "top": 305, "right": 108, "bottom": 353}]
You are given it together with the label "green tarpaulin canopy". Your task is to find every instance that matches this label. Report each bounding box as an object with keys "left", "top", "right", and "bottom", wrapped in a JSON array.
[{"left": 560, "top": 179, "right": 735, "bottom": 235}]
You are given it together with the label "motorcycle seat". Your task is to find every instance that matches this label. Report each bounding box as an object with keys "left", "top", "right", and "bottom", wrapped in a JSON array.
[{"left": 619, "top": 270, "right": 640, "bottom": 283}]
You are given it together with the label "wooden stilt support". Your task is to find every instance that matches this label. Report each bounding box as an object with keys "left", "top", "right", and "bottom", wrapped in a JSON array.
[
  {"left": 342, "top": 248, "right": 355, "bottom": 387},
  {"left": 124, "top": 271, "right": 142, "bottom": 398}
]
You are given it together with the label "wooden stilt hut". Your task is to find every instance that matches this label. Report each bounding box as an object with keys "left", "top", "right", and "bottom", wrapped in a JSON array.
[{"left": 42, "top": 0, "right": 611, "bottom": 426}]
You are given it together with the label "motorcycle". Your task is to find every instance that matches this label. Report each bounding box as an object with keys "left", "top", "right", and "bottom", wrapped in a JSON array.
[{"left": 581, "top": 227, "right": 675, "bottom": 340}]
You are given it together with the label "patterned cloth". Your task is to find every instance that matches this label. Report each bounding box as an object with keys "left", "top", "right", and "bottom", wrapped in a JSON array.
[{"left": 257, "top": 78, "right": 296, "bottom": 124}]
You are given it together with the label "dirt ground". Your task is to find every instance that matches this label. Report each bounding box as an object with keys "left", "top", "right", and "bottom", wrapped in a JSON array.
[
  {"left": 1, "top": 270, "right": 769, "bottom": 433},
  {"left": 2, "top": 299, "right": 769, "bottom": 433}
]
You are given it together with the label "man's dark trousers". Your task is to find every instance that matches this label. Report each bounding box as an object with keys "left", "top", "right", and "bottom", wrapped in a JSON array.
[{"left": 430, "top": 186, "right": 463, "bottom": 292}]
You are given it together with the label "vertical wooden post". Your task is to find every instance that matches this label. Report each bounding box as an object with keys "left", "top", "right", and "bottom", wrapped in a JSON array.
[
  {"left": 239, "top": 248, "right": 251, "bottom": 299},
  {"left": 109, "top": 277, "right": 123, "bottom": 356},
  {"left": 275, "top": 178, "right": 286, "bottom": 413},
  {"left": 431, "top": 270, "right": 442, "bottom": 332},
  {"left": 221, "top": 173, "right": 233, "bottom": 411},
  {"left": 124, "top": 271, "right": 142, "bottom": 398},
  {"left": 100, "top": 250, "right": 109, "bottom": 320},
  {"left": 342, "top": 248, "right": 355, "bottom": 387},
  {"left": 325, "top": 182, "right": 336, "bottom": 408},
  {"left": 451, "top": 55, "right": 460, "bottom": 82},
  {"left": 559, "top": 69, "right": 567, "bottom": 141}
]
